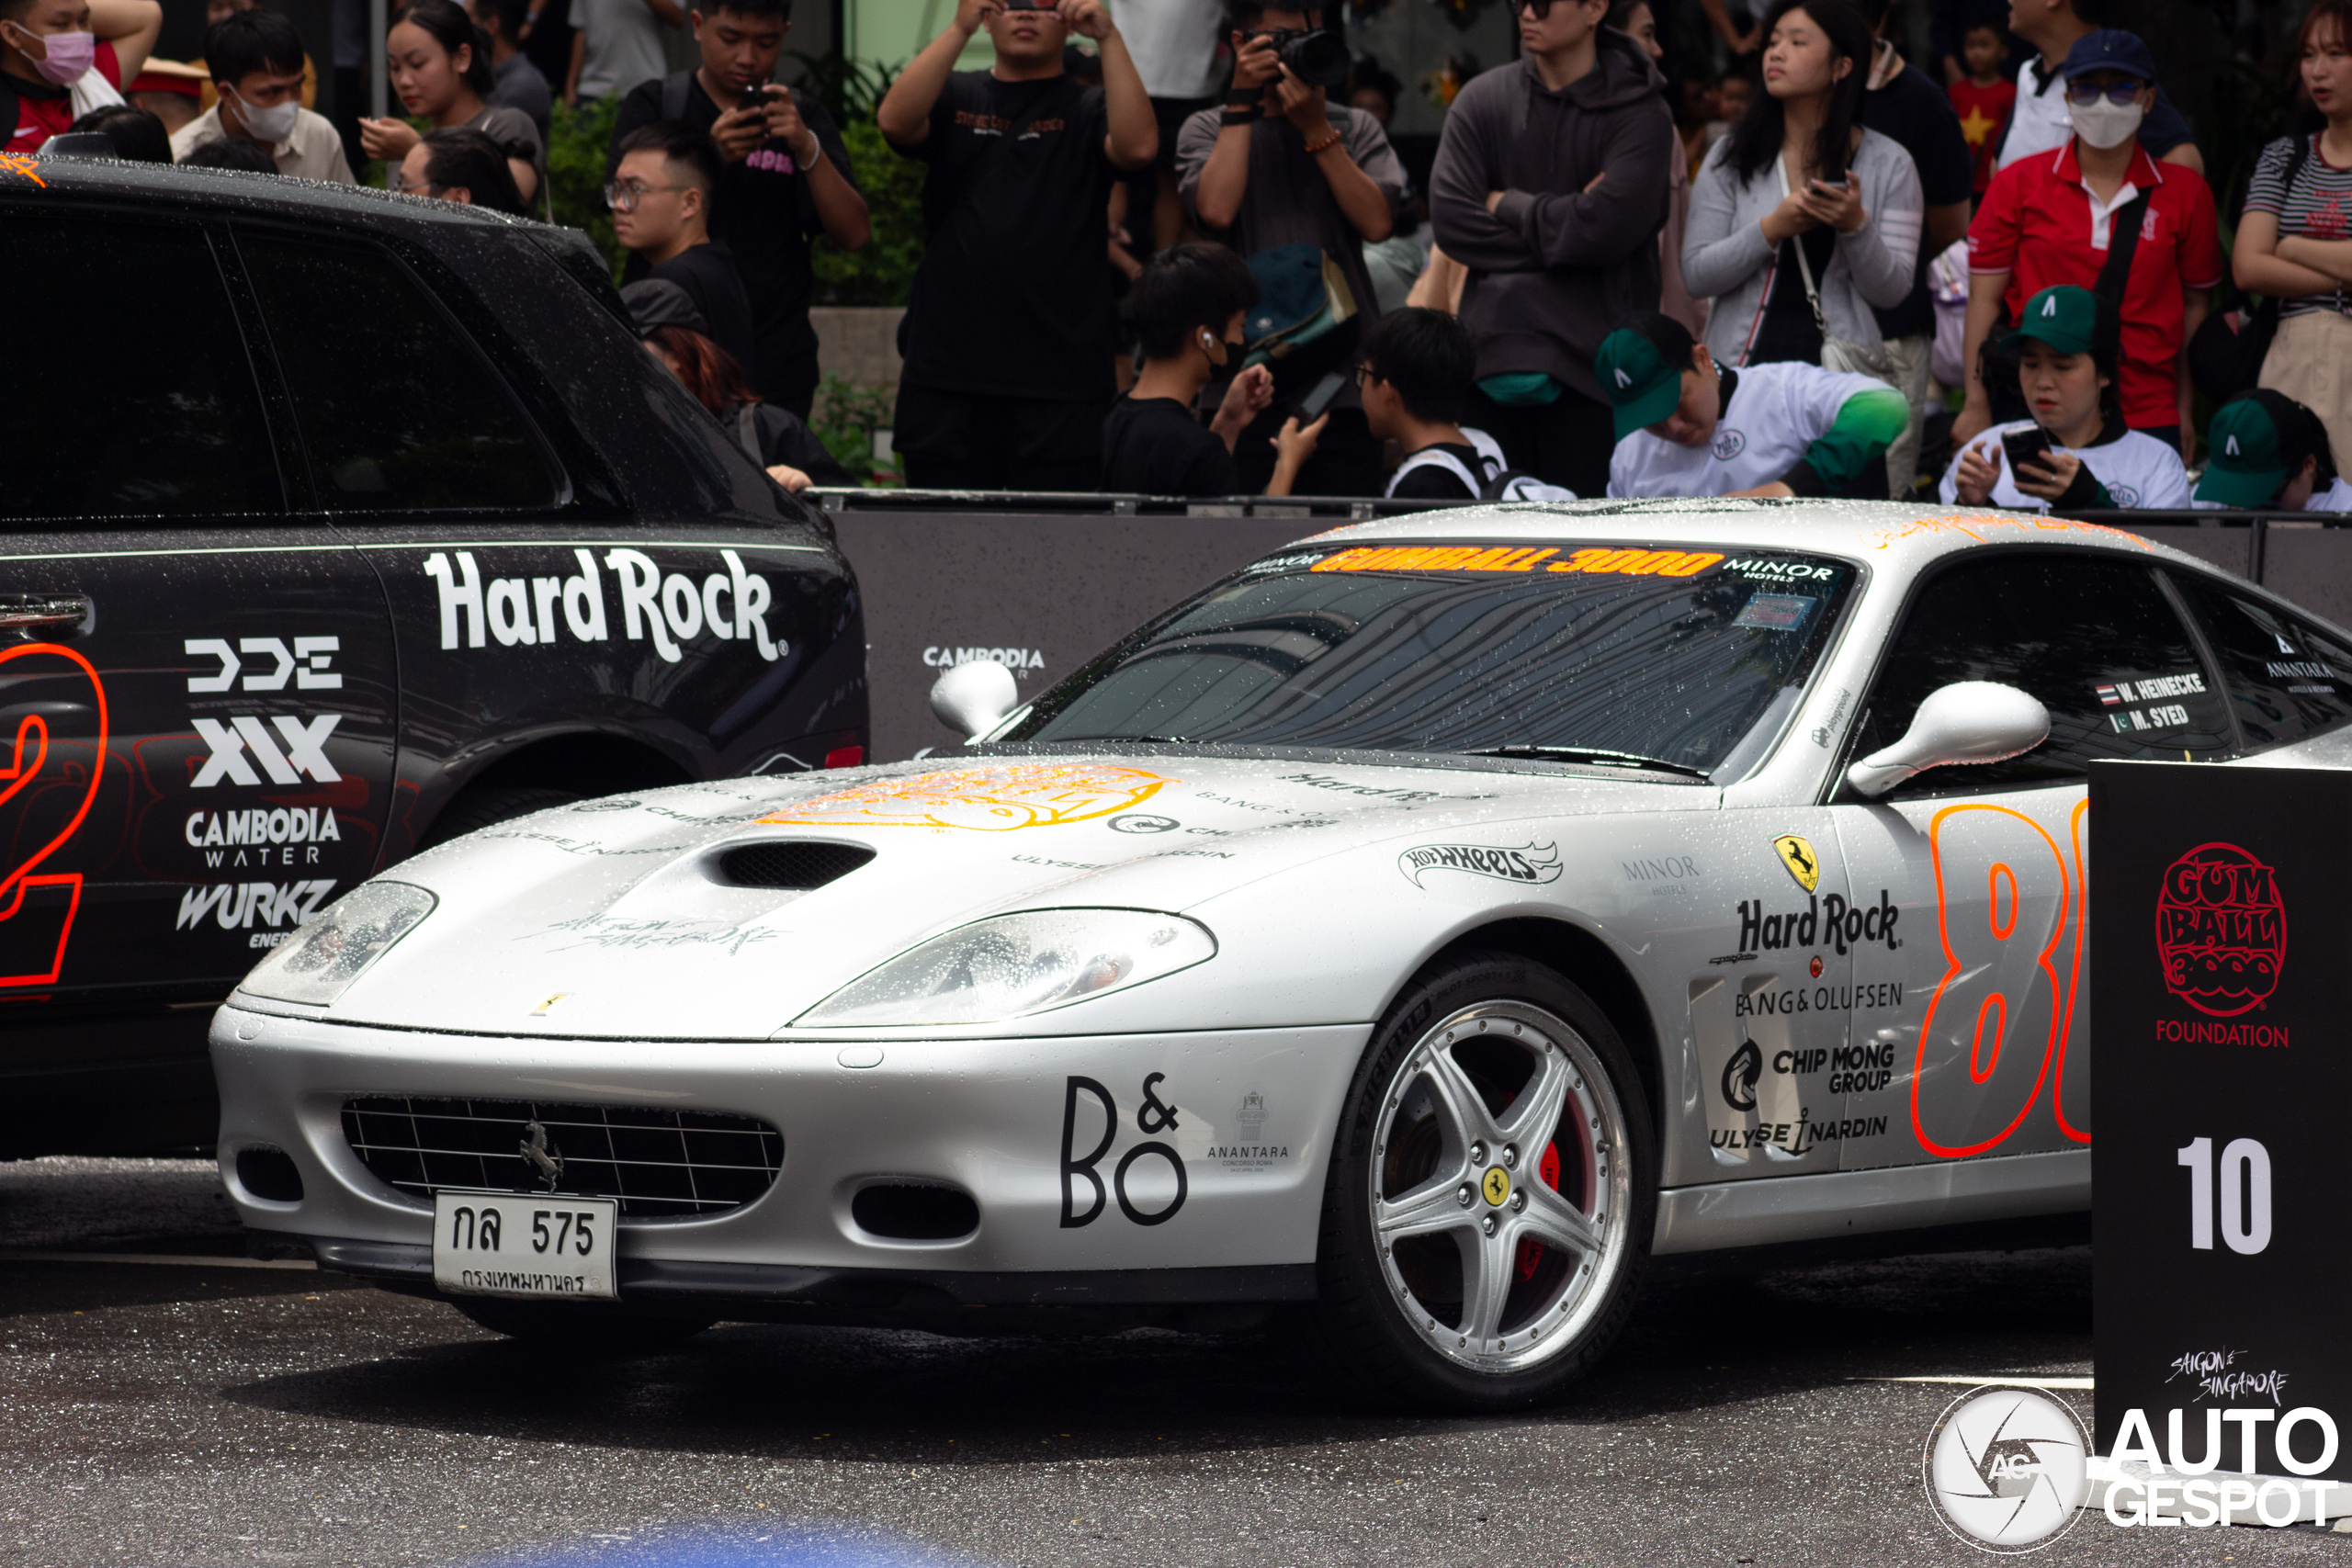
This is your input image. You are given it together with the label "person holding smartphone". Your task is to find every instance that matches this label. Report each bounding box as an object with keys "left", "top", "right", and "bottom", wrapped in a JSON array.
[
  {"left": 607, "top": 0, "right": 868, "bottom": 418},
  {"left": 1682, "top": 0, "right": 1921, "bottom": 376},
  {"left": 1940, "top": 284, "right": 2186, "bottom": 510}
]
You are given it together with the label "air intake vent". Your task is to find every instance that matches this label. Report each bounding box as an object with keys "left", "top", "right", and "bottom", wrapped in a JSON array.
[
  {"left": 341, "top": 1098, "right": 782, "bottom": 1218},
  {"left": 718, "top": 840, "right": 875, "bottom": 889},
  {"left": 853, "top": 1183, "right": 980, "bottom": 1240}
]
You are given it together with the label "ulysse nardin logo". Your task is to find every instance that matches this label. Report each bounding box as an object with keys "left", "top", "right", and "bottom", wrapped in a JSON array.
[
  {"left": 1398, "top": 841, "right": 1562, "bottom": 888},
  {"left": 2157, "top": 842, "right": 2286, "bottom": 1017},
  {"left": 1922, "top": 1386, "right": 2089, "bottom": 1551}
]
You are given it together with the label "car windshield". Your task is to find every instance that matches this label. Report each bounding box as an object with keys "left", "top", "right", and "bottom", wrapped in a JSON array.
[{"left": 1000, "top": 541, "right": 1858, "bottom": 782}]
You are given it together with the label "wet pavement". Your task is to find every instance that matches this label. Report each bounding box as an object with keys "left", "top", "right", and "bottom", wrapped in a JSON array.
[{"left": 0, "top": 1158, "right": 2341, "bottom": 1567}]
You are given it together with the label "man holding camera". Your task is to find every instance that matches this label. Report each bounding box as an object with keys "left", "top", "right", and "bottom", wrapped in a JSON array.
[
  {"left": 609, "top": 0, "right": 870, "bottom": 417},
  {"left": 878, "top": 0, "right": 1156, "bottom": 491},
  {"left": 1176, "top": 0, "right": 1404, "bottom": 495}
]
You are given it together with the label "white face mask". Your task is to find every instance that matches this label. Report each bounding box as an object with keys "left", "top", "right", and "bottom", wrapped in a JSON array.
[
  {"left": 228, "top": 85, "right": 300, "bottom": 143},
  {"left": 2067, "top": 95, "right": 2145, "bottom": 152}
]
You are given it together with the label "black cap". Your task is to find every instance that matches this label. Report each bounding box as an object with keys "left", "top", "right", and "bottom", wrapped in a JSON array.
[{"left": 620, "top": 278, "right": 707, "bottom": 339}]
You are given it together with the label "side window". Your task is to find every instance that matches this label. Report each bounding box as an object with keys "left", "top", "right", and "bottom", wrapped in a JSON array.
[
  {"left": 1851, "top": 553, "right": 2231, "bottom": 795},
  {"left": 2169, "top": 571, "right": 2352, "bottom": 750},
  {"left": 238, "top": 235, "right": 557, "bottom": 512},
  {"left": 0, "top": 213, "right": 280, "bottom": 519}
]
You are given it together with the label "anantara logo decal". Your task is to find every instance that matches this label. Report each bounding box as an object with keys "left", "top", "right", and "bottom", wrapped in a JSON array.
[
  {"left": 757, "top": 763, "right": 1172, "bottom": 832},
  {"left": 423, "top": 548, "right": 784, "bottom": 664},
  {"left": 1398, "top": 841, "right": 1563, "bottom": 887},
  {"left": 1773, "top": 834, "right": 1820, "bottom": 891},
  {"left": 2157, "top": 843, "right": 2286, "bottom": 1017}
]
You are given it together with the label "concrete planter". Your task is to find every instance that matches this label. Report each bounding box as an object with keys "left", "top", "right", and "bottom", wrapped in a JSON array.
[{"left": 809, "top": 306, "right": 905, "bottom": 397}]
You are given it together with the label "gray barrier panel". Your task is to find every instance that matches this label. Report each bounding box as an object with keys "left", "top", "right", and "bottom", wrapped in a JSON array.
[{"left": 823, "top": 495, "right": 2352, "bottom": 763}]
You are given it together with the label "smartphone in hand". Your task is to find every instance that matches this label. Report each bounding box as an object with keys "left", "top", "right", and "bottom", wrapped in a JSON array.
[
  {"left": 2000, "top": 424, "right": 2057, "bottom": 481},
  {"left": 1297, "top": 370, "right": 1347, "bottom": 423}
]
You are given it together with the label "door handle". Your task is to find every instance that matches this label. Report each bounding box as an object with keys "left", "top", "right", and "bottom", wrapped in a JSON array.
[{"left": 0, "top": 593, "right": 92, "bottom": 633}]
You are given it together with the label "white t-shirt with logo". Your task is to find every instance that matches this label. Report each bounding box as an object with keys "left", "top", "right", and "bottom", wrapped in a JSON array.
[
  {"left": 2191, "top": 476, "right": 2352, "bottom": 512},
  {"left": 1937, "top": 419, "right": 2190, "bottom": 510},
  {"left": 1607, "top": 360, "right": 1892, "bottom": 499}
]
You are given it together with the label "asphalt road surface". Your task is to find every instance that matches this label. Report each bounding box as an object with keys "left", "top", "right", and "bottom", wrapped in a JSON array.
[{"left": 1, "top": 1158, "right": 2345, "bottom": 1568}]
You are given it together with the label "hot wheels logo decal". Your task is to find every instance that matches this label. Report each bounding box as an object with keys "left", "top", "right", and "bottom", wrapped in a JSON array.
[
  {"left": 758, "top": 763, "right": 1172, "bottom": 832},
  {"left": 2156, "top": 843, "right": 2285, "bottom": 1018},
  {"left": 1397, "top": 841, "right": 1562, "bottom": 887}
]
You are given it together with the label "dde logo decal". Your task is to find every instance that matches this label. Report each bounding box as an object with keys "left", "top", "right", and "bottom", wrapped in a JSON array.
[{"left": 2156, "top": 843, "right": 2286, "bottom": 1017}]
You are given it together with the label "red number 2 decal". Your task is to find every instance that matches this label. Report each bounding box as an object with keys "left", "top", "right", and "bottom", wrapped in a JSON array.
[{"left": 0, "top": 643, "right": 107, "bottom": 987}]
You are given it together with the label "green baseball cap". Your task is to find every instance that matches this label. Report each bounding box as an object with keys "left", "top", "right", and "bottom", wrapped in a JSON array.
[
  {"left": 2195, "top": 395, "right": 2290, "bottom": 508},
  {"left": 1596, "top": 314, "right": 1694, "bottom": 440},
  {"left": 2001, "top": 285, "right": 2100, "bottom": 355}
]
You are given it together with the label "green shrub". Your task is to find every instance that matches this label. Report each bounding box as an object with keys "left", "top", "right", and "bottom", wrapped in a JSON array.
[
  {"left": 813, "top": 114, "right": 925, "bottom": 307},
  {"left": 546, "top": 95, "right": 626, "bottom": 278},
  {"left": 811, "top": 373, "right": 903, "bottom": 486}
]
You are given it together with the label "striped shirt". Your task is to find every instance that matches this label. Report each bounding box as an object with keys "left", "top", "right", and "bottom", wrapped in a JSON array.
[{"left": 2245, "top": 134, "right": 2352, "bottom": 319}]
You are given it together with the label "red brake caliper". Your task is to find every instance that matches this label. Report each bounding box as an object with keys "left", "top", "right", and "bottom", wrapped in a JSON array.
[{"left": 1513, "top": 1142, "right": 1564, "bottom": 1281}]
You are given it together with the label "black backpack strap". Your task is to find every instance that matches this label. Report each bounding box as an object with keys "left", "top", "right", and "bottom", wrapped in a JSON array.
[
  {"left": 661, "top": 70, "right": 691, "bottom": 123},
  {"left": 2090, "top": 186, "right": 2152, "bottom": 367}
]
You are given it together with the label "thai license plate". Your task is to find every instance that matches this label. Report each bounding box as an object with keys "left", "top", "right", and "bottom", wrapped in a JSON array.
[{"left": 432, "top": 1191, "right": 618, "bottom": 1301}]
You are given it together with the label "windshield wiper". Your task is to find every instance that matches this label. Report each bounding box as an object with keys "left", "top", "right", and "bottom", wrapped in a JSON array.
[
  {"left": 1057, "top": 733, "right": 1194, "bottom": 745},
  {"left": 1458, "top": 745, "right": 1714, "bottom": 782}
]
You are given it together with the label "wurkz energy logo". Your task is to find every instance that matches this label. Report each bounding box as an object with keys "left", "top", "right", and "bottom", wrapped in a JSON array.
[{"left": 2156, "top": 843, "right": 2285, "bottom": 1017}]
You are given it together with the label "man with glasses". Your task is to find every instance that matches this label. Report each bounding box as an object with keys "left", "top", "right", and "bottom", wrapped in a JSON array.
[
  {"left": 1428, "top": 0, "right": 1675, "bottom": 499},
  {"left": 609, "top": 119, "right": 760, "bottom": 382},
  {"left": 1956, "top": 29, "right": 2220, "bottom": 460}
]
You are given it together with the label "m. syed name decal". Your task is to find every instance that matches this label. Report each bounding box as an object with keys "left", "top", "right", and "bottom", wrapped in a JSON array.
[{"left": 423, "top": 548, "right": 783, "bottom": 664}]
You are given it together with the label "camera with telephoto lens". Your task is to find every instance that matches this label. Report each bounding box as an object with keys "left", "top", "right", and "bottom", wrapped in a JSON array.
[{"left": 1250, "top": 25, "right": 1348, "bottom": 86}]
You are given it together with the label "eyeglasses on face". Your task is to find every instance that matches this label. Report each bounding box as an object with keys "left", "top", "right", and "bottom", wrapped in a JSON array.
[
  {"left": 1511, "top": 0, "right": 1555, "bottom": 16},
  {"left": 603, "top": 180, "right": 686, "bottom": 211},
  {"left": 2064, "top": 80, "right": 2146, "bottom": 106}
]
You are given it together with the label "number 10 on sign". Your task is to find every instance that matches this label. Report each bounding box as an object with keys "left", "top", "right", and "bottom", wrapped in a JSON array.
[{"left": 2177, "top": 1136, "right": 2272, "bottom": 1254}]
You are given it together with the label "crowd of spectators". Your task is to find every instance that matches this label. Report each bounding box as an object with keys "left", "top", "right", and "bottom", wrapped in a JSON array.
[{"left": 8, "top": 0, "right": 2352, "bottom": 513}]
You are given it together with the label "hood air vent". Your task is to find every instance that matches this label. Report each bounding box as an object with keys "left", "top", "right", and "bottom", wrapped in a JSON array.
[{"left": 718, "top": 840, "right": 876, "bottom": 889}]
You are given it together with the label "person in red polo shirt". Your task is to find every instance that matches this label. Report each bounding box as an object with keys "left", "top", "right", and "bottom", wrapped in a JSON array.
[
  {"left": 3, "top": 0, "right": 160, "bottom": 152},
  {"left": 1953, "top": 28, "right": 2219, "bottom": 462}
]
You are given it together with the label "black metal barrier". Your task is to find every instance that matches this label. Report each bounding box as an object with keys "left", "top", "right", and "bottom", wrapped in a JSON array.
[{"left": 811, "top": 490, "right": 2352, "bottom": 763}]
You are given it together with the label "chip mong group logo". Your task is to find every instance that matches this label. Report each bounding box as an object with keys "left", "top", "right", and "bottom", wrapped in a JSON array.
[{"left": 2156, "top": 842, "right": 2286, "bottom": 1017}]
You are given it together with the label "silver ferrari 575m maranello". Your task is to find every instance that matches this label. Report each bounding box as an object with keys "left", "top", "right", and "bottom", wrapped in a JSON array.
[{"left": 210, "top": 500, "right": 2352, "bottom": 1408}]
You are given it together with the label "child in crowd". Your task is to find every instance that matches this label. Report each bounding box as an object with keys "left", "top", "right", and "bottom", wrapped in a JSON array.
[
  {"left": 1361, "top": 308, "right": 1505, "bottom": 500},
  {"left": 1948, "top": 16, "right": 2013, "bottom": 196},
  {"left": 2194, "top": 391, "right": 2352, "bottom": 513},
  {"left": 1100, "top": 243, "right": 1324, "bottom": 496}
]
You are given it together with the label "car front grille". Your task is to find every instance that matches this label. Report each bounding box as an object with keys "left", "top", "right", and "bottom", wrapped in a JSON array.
[{"left": 340, "top": 1097, "right": 783, "bottom": 1218}]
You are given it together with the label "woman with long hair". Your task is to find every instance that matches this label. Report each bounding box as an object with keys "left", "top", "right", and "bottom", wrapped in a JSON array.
[
  {"left": 1681, "top": 0, "right": 1920, "bottom": 371},
  {"left": 2233, "top": 0, "right": 2352, "bottom": 478},
  {"left": 629, "top": 292, "right": 849, "bottom": 491},
  {"left": 359, "top": 0, "right": 546, "bottom": 217}
]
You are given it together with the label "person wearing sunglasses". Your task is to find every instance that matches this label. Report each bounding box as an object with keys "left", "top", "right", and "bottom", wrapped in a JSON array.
[
  {"left": 1990, "top": 0, "right": 2199, "bottom": 178},
  {"left": 1955, "top": 29, "right": 2219, "bottom": 464},
  {"left": 1429, "top": 0, "right": 1676, "bottom": 500}
]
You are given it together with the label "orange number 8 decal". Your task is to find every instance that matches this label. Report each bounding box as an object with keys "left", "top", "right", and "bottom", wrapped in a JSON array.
[
  {"left": 1912, "top": 800, "right": 2091, "bottom": 1157},
  {"left": 0, "top": 643, "right": 107, "bottom": 988}
]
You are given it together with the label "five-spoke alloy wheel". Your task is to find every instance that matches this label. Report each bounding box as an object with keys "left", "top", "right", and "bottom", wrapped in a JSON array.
[{"left": 1317, "top": 952, "right": 1655, "bottom": 1408}]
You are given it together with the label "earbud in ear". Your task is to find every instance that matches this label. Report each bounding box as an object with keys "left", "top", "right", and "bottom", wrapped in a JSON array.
[{"left": 1201, "top": 331, "right": 1215, "bottom": 349}]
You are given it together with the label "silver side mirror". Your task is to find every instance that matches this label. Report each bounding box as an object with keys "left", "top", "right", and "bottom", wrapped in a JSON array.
[
  {"left": 929, "top": 661, "right": 1019, "bottom": 739},
  {"left": 1846, "top": 681, "right": 2050, "bottom": 798}
]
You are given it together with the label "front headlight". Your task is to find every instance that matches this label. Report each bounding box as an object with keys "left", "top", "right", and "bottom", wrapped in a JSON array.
[
  {"left": 793, "top": 908, "right": 1216, "bottom": 1028},
  {"left": 235, "top": 882, "right": 437, "bottom": 1007}
]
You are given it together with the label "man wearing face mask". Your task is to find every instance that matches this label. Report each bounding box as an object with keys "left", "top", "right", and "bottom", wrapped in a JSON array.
[
  {"left": 1956, "top": 29, "right": 2218, "bottom": 461},
  {"left": 2, "top": 0, "right": 159, "bottom": 152},
  {"left": 169, "top": 7, "right": 351, "bottom": 179}
]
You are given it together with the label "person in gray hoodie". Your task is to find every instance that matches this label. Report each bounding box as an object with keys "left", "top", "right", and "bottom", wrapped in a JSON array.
[{"left": 1429, "top": 0, "right": 1677, "bottom": 497}]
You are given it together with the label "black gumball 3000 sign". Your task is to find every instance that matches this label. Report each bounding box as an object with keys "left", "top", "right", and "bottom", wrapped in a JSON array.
[{"left": 2092, "top": 761, "right": 2351, "bottom": 1490}]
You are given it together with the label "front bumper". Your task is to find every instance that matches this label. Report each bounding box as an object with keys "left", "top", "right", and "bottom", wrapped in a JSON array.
[{"left": 211, "top": 1005, "right": 1364, "bottom": 1312}]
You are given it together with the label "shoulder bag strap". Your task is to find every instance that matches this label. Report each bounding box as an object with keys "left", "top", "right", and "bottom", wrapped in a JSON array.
[
  {"left": 2093, "top": 186, "right": 2152, "bottom": 313},
  {"left": 736, "top": 402, "right": 763, "bottom": 464}
]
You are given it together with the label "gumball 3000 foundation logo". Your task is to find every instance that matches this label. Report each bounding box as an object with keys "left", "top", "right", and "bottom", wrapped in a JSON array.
[{"left": 2156, "top": 843, "right": 2286, "bottom": 1017}]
